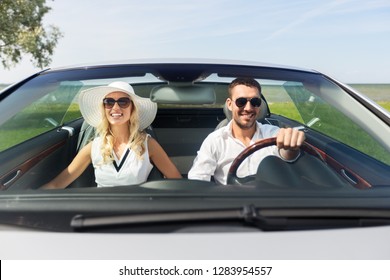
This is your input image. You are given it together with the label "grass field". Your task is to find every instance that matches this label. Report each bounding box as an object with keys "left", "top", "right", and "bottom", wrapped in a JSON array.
[
  {"left": 377, "top": 101, "right": 390, "bottom": 111},
  {"left": 348, "top": 84, "right": 390, "bottom": 101},
  {"left": 348, "top": 84, "right": 390, "bottom": 112},
  {"left": 268, "top": 101, "right": 390, "bottom": 165}
]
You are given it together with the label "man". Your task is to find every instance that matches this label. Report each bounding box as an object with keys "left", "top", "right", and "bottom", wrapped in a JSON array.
[{"left": 188, "top": 77, "right": 305, "bottom": 184}]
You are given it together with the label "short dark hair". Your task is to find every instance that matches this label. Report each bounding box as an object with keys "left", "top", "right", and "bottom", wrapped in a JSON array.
[{"left": 228, "top": 77, "right": 262, "bottom": 98}]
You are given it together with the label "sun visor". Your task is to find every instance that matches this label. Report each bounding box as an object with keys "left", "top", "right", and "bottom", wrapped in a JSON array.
[{"left": 150, "top": 84, "right": 215, "bottom": 104}]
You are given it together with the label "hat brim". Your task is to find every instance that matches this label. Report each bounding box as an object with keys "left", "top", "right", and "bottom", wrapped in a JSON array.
[{"left": 78, "top": 85, "right": 157, "bottom": 130}]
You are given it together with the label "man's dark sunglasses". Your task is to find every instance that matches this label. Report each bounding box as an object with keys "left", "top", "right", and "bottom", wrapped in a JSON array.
[
  {"left": 234, "top": 97, "right": 262, "bottom": 108},
  {"left": 103, "top": 97, "right": 131, "bottom": 109}
]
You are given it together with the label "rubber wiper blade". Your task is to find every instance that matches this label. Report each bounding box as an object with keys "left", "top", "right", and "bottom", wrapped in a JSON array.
[
  {"left": 70, "top": 206, "right": 390, "bottom": 231},
  {"left": 70, "top": 204, "right": 273, "bottom": 230},
  {"left": 246, "top": 207, "right": 390, "bottom": 230}
]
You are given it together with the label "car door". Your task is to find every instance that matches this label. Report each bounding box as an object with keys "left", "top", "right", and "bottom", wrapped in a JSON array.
[{"left": 0, "top": 81, "right": 84, "bottom": 190}]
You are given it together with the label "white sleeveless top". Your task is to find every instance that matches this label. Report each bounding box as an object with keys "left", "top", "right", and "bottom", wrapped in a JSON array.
[{"left": 91, "top": 135, "right": 153, "bottom": 187}]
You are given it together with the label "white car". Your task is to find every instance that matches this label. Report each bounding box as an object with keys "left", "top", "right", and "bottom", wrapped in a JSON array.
[{"left": 1, "top": 59, "right": 390, "bottom": 260}]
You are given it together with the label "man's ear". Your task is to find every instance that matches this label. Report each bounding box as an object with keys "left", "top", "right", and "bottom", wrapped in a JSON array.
[{"left": 226, "top": 98, "right": 233, "bottom": 111}]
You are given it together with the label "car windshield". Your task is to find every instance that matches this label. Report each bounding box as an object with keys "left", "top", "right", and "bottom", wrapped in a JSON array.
[{"left": 1, "top": 62, "right": 390, "bottom": 232}]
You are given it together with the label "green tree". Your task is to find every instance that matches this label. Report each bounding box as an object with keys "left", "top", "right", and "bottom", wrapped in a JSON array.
[{"left": 0, "top": 0, "right": 63, "bottom": 69}]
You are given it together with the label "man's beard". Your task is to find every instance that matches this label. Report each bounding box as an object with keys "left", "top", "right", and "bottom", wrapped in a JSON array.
[{"left": 234, "top": 117, "right": 256, "bottom": 130}]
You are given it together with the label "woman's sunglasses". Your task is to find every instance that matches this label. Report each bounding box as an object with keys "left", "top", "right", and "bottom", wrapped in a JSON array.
[
  {"left": 234, "top": 97, "right": 262, "bottom": 108},
  {"left": 103, "top": 97, "right": 131, "bottom": 109}
]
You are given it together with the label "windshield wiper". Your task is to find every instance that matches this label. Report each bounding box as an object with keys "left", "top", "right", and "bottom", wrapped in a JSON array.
[
  {"left": 70, "top": 205, "right": 264, "bottom": 229},
  {"left": 70, "top": 205, "right": 390, "bottom": 231}
]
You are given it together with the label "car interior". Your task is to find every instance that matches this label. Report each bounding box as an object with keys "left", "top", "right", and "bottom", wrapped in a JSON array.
[
  {"left": 0, "top": 79, "right": 296, "bottom": 190},
  {"left": 1, "top": 66, "right": 390, "bottom": 192}
]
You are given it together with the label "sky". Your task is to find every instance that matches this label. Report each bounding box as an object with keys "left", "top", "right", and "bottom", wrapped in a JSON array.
[{"left": 1, "top": 0, "right": 389, "bottom": 84}]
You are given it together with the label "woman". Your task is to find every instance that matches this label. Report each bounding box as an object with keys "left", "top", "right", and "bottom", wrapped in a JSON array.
[{"left": 41, "top": 81, "right": 182, "bottom": 189}]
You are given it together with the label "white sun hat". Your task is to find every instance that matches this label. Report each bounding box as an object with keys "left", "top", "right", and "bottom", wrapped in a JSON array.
[{"left": 78, "top": 81, "right": 157, "bottom": 130}]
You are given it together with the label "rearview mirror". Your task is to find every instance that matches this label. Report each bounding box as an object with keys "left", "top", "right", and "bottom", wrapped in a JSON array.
[{"left": 150, "top": 84, "right": 215, "bottom": 104}]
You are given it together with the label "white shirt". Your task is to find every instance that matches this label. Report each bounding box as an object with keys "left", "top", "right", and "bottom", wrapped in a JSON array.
[
  {"left": 188, "top": 121, "right": 280, "bottom": 184},
  {"left": 91, "top": 136, "right": 153, "bottom": 187}
]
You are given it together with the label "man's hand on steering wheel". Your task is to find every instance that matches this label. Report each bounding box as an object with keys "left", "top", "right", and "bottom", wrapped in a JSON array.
[{"left": 276, "top": 127, "right": 305, "bottom": 161}]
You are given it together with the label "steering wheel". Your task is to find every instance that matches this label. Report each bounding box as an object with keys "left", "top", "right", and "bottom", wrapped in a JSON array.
[{"left": 226, "top": 137, "right": 324, "bottom": 185}]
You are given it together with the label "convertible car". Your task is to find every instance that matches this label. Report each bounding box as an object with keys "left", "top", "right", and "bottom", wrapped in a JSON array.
[{"left": 1, "top": 59, "right": 390, "bottom": 259}]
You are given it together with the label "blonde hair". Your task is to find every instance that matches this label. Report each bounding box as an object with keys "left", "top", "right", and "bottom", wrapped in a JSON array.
[{"left": 96, "top": 100, "right": 147, "bottom": 164}]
